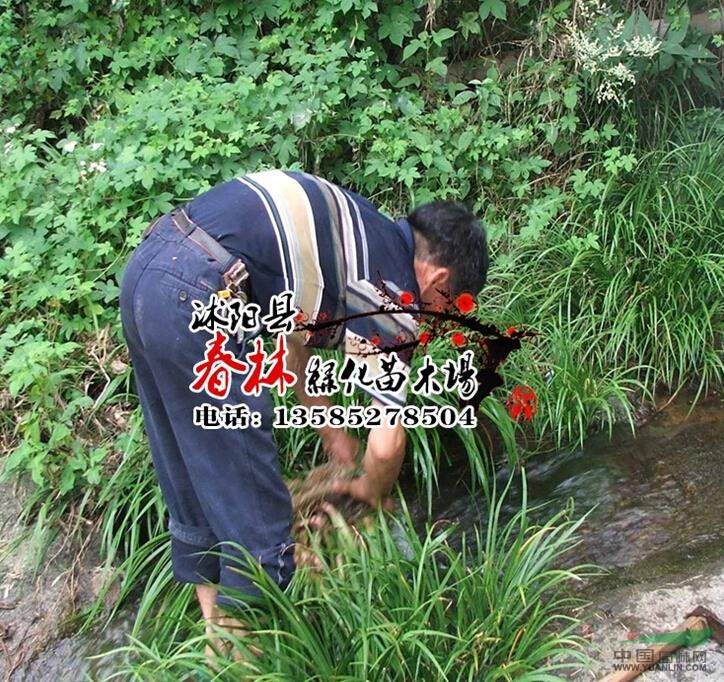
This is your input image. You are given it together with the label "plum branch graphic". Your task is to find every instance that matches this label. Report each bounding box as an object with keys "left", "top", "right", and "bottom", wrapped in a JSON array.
[{"left": 294, "top": 284, "right": 538, "bottom": 415}]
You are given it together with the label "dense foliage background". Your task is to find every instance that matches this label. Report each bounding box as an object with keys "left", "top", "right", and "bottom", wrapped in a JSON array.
[{"left": 0, "top": 0, "right": 721, "bottom": 677}]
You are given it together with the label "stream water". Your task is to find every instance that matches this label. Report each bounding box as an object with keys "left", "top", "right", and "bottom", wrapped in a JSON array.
[
  {"left": 423, "top": 393, "right": 724, "bottom": 589},
  {"left": 413, "top": 392, "right": 724, "bottom": 680},
  {"left": 14, "top": 393, "right": 724, "bottom": 680}
]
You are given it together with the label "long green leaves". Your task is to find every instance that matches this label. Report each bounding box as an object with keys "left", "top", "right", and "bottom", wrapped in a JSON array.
[
  {"left": 482, "top": 119, "right": 724, "bottom": 449},
  {"left": 98, "top": 474, "right": 593, "bottom": 681}
]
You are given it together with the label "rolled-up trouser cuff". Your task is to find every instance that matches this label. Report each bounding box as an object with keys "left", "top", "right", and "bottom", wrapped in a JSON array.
[
  {"left": 169, "top": 519, "right": 220, "bottom": 585},
  {"left": 169, "top": 517, "right": 296, "bottom": 610},
  {"left": 171, "top": 535, "right": 221, "bottom": 585},
  {"left": 216, "top": 538, "right": 296, "bottom": 611},
  {"left": 169, "top": 517, "right": 217, "bottom": 547}
]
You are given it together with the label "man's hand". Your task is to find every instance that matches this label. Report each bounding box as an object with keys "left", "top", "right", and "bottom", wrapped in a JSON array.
[
  {"left": 333, "top": 400, "right": 406, "bottom": 509},
  {"left": 332, "top": 474, "right": 396, "bottom": 510},
  {"left": 286, "top": 338, "right": 405, "bottom": 509},
  {"left": 321, "top": 428, "right": 359, "bottom": 469}
]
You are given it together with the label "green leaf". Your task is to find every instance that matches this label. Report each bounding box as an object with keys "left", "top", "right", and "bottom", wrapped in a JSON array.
[
  {"left": 620, "top": 12, "right": 637, "bottom": 41},
  {"left": 395, "top": 74, "right": 421, "bottom": 88},
  {"left": 49, "top": 423, "right": 72, "bottom": 446},
  {"left": 30, "top": 455, "right": 45, "bottom": 487},
  {"left": 214, "top": 35, "right": 239, "bottom": 58},
  {"left": 59, "top": 465, "right": 76, "bottom": 495},
  {"left": 272, "top": 134, "right": 297, "bottom": 166},
  {"left": 635, "top": 9, "right": 653, "bottom": 38},
  {"left": 663, "top": 7, "right": 690, "bottom": 44},
  {"left": 537, "top": 89, "right": 560, "bottom": 107},
  {"left": 431, "top": 28, "right": 456, "bottom": 46},
  {"left": 90, "top": 446, "right": 108, "bottom": 463},
  {"left": 692, "top": 64, "right": 717, "bottom": 91},
  {"left": 479, "top": 0, "right": 507, "bottom": 21},
  {"left": 425, "top": 57, "right": 447, "bottom": 77},
  {"left": 394, "top": 92, "right": 421, "bottom": 116},
  {"left": 581, "top": 128, "right": 599, "bottom": 144},
  {"left": 491, "top": 0, "right": 507, "bottom": 20},
  {"left": 138, "top": 167, "right": 156, "bottom": 190},
  {"left": 62, "top": 0, "right": 88, "bottom": 11},
  {"left": 402, "top": 40, "right": 422, "bottom": 62},
  {"left": 545, "top": 125, "right": 558, "bottom": 145},
  {"left": 657, "top": 52, "right": 675, "bottom": 71},
  {"left": 458, "top": 11, "right": 482, "bottom": 37},
  {"left": 73, "top": 43, "right": 87, "bottom": 73},
  {"left": 553, "top": 139, "right": 571, "bottom": 156},
  {"left": 434, "top": 155, "right": 454, "bottom": 173},
  {"left": 685, "top": 44, "right": 715, "bottom": 59},
  {"left": 661, "top": 43, "right": 688, "bottom": 56},
  {"left": 378, "top": 6, "right": 417, "bottom": 47},
  {"left": 3, "top": 442, "right": 31, "bottom": 476},
  {"left": 49, "top": 67, "right": 66, "bottom": 92},
  {"left": 453, "top": 90, "right": 477, "bottom": 105},
  {"left": 563, "top": 85, "right": 578, "bottom": 110},
  {"left": 85, "top": 466, "right": 101, "bottom": 485},
  {"left": 601, "top": 122, "right": 619, "bottom": 140},
  {"left": 457, "top": 130, "right": 475, "bottom": 151}
]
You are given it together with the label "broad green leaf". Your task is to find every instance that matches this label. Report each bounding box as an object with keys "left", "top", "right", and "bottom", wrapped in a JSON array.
[
  {"left": 563, "top": 85, "right": 578, "bottom": 110},
  {"left": 402, "top": 40, "right": 422, "bottom": 62},
  {"left": 425, "top": 57, "right": 447, "bottom": 77},
  {"left": 480, "top": 0, "right": 507, "bottom": 21}
]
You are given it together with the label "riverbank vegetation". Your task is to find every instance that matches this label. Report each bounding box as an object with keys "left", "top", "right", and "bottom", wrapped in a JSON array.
[
  {"left": 0, "top": 0, "right": 721, "bottom": 678},
  {"left": 101, "top": 485, "right": 592, "bottom": 680}
]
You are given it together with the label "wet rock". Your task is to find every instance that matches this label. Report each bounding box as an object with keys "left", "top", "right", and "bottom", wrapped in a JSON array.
[
  {"left": 0, "top": 478, "right": 106, "bottom": 681},
  {"left": 576, "top": 561, "right": 724, "bottom": 680}
]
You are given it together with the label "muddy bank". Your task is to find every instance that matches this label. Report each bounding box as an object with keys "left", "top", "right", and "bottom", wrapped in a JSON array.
[
  {"left": 0, "top": 480, "right": 115, "bottom": 682},
  {"left": 578, "top": 558, "right": 724, "bottom": 680}
]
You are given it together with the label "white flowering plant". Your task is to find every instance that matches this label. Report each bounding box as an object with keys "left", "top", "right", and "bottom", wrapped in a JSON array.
[{"left": 565, "top": 2, "right": 719, "bottom": 105}]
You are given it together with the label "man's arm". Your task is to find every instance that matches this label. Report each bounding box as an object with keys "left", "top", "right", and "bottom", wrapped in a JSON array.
[
  {"left": 286, "top": 333, "right": 359, "bottom": 468},
  {"left": 333, "top": 398, "right": 406, "bottom": 508}
]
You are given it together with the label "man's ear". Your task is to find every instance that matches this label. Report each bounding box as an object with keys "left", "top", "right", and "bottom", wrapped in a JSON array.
[
  {"left": 414, "top": 259, "right": 450, "bottom": 299},
  {"left": 430, "top": 265, "right": 450, "bottom": 291}
]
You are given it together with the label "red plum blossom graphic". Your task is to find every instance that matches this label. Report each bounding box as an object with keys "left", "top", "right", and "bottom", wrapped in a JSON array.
[
  {"left": 294, "top": 275, "right": 538, "bottom": 416},
  {"left": 506, "top": 385, "right": 538, "bottom": 422}
]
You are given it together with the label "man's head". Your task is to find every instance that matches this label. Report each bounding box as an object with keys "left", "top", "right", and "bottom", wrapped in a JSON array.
[{"left": 407, "top": 201, "right": 488, "bottom": 308}]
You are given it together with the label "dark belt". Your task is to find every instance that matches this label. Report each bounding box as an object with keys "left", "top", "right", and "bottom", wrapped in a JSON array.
[{"left": 143, "top": 208, "right": 251, "bottom": 301}]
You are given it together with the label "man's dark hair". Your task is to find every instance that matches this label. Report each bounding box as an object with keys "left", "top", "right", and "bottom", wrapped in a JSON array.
[{"left": 407, "top": 201, "right": 489, "bottom": 296}]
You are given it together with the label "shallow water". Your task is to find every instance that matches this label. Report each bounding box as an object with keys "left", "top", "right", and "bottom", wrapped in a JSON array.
[
  {"left": 422, "top": 393, "right": 724, "bottom": 588},
  {"left": 16, "top": 392, "right": 724, "bottom": 680}
]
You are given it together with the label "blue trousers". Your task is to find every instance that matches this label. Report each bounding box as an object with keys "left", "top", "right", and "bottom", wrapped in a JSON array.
[{"left": 118, "top": 214, "right": 295, "bottom": 610}]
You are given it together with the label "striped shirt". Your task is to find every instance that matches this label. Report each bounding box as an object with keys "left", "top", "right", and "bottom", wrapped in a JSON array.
[{"left": 186, "top": 170, "right": 419, "bottom": 406}]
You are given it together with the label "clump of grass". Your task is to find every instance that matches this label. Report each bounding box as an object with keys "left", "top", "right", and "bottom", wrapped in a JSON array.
[
  {"left": 96, "top": 473, "right": 592, "bottom": 681},
  {"left": 482, "top": 121, "right": 723, "bottom": 449}
]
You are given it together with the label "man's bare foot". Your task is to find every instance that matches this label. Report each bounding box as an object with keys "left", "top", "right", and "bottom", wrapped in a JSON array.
[{"left": 205, "top": 613, "right": 263, "bottom": 677}]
